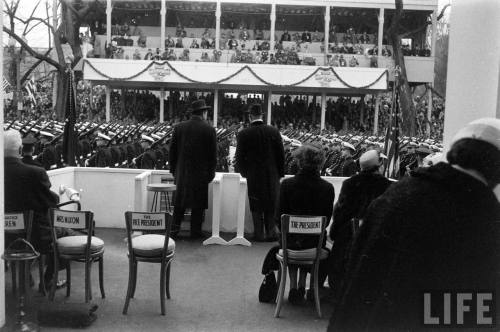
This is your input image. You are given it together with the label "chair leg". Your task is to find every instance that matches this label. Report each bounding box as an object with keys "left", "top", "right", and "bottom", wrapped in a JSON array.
[
  {"left": 49, "top": 257, "right": 59, "bottom": 302},
  {"left": 122, "top": 258, "right": 135, "bottom": 315},
  {"left": 274, "top": 263, "right": 287, "bottom": 318},
  {"left": 66, "top": 263, "right": 71, "bottom": 298},
  {"left": 151, "top": 192, "right": 158, "bottom": 212},
  {"left": 313, "top": 263, "right": 322, "bottom": 318},
  {"left": 38, "top": 256, "right": 46, "bottom": 296},
  {"left": 99, "top": 256, "right": 105, "bottom": 299},
  {"left": 131, "top": 261, "right": 138, "bottom": 298},
  {"left": 11, "top": 262, "right": 17, "bottom": 295},
  {"left": 160, "top": 263, "right": 166, "bottom": 316},
  {"left": 88, "top": 262, "right": 93, "bottom": 301},
  {"left": 166, "top": 262, "right": 171, "bottom": 299},
  {"left": 275, "top": 268, "right": 281, "bottom": 304}
]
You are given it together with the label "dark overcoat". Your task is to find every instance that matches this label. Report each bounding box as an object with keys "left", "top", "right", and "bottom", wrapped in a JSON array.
[
  {"left": 340, "top": 156, "right": 358, "bottom": 177},
  {"left": 5, "top": 157, "right": 59, "bottom": 251},
  {"left": 169, "top": 117, "right": 217, "bottom": 209},
  {"left": 329, "top": 163, "right": 500, "bottom": 331},
  {"left": 235, "top": 121, "right": 285, "bottom": 212}
]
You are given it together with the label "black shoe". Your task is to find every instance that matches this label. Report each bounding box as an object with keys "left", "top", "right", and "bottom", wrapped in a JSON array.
[
  {"left": 297, "top": 287, "right": 306, "bottom": 300},
  {"left": 288, "top": 288, "right": 305, "bottom": 305},
  {"left": 45, "top": 279, "right": 67, "bottom": 292}
]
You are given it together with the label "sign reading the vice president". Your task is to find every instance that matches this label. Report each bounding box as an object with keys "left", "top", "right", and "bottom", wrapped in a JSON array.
[{"left": 131, "top": 213, "right": 165, "bottom": 230}]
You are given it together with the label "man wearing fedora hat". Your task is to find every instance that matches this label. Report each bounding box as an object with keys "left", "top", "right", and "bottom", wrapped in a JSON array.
[
  {"left": 169, "top": 99, "right": 217, "bottom": 239},
  {"left": 235, "top": 103, "right": 285, "bottom": 241}
]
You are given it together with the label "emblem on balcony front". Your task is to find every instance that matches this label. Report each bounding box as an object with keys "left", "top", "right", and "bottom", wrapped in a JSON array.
[
  {"left": 148, "top": 63, "right": 171, "bottom": 81},
  {"left": 314, "top": 70, "right": 337, "bottom": 87}
]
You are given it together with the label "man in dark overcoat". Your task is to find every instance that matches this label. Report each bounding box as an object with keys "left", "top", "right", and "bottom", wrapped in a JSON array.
[
  {"left": 169, "top": 99, "right": 217, "bottom": 238},
  {"left": 329, "top": 118, "right": 500, "bottom": 331},
  {"left": 4, "top": 129, "right": 64, "bottom": 288},
  {"left": 21, "top": 134, "right": 43, "bottom": 168},
  {"left": 339, "top": 142, "right": 358, "bottom": 177},
  {"left": 328, "top": 150, "right": 392, "bottom": 300},
  {"left": 235, "top": 104, "right": 285, "bottom": 241}
]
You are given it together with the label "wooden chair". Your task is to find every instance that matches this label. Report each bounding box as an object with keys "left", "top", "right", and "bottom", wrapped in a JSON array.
[
  {"left": 123, "top": 211, "right": 175, "bottom": 315},
  {"left": 274, "top": 214, "right": 328, "bottom": 318},
  {"left": 48, "top": 208, "right": 105, "bottom": 303},
  {"left": 4, "top": 211, "right": 33, "bottom": 293}
]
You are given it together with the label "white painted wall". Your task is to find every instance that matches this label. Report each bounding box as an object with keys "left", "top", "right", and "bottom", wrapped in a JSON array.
[{"left": 443, "top": 0, "right": 500, "bottom": 147}]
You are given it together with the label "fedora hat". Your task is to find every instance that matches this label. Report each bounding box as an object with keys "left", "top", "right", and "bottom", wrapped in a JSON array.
[{"left": 189, "top": 99, "right": 211, "bottom": 114}]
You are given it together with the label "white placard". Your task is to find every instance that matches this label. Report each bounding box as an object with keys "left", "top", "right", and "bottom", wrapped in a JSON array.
[
  {"left": 5, "top": 213, "right": 24, "bottom": 230},
  {"left": 289, "top": 216, "right": 323, "bottom": 234},
  {"left": 131, "top": 213, "right": 165, "bottom": 230},
  {"left": 53, "top": 210, "right": 86, "bottom": 229}
]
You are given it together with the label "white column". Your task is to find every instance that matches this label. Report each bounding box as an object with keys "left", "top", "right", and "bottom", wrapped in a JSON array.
[
  {"left": 0, "top": 0, "right": 5, "bottom": 326},
  {"left": 430, "top": 9, "right": 438, "bottom": 57},
  {"left": 267, "top": 91, "right": 272, "bottom": 125},
  {"left": 213, "top": 89, "right": 219, "bottom": 128},
  {"left": 320, "top": 92, "right": 326, "bottom": 130},
  {"left": 373, "top": 94, "right": 380, "bottom": 135},
  {"left": 324, "top": 6, "right": 330, "bottom": 65},
  {"left": 106, "top": 0, "right": 112, "bottom": 45},
  {"left": 105, "top": 86, "right": 111, "bottom": 122},
  {"left": 160, "top": 0, "right": 166, "bottom": 51},
  {"left": 443, "top": 0, "right": 500, "bottom": 148},
  {"left": 270, "top": 4, "right": 276, "bottom": 50},
  {"left": 377, "top": 8, "right": 384, "bottom": 57},
  {"left": 215, "top": 1, "right": 221, "bottom": 51},
  {"left": 159, "top": 88, "right": 165, "bottom": 123}
]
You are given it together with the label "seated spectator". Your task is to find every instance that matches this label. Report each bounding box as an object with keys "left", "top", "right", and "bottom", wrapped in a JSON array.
[
  {"left": 202, "top": 28, "right": 211, "bottom": 39},
  {"left": 161, "top": 49, "right": 169, "bottom": 60},
  {"left": 348, "top": 56, "right": 359, "bottom": 67},
  {"left": 137, "top": 32, "right": 147, "bottom": 48},
  {"left": 130, "top": 21, "right": 142, "bottom": 36},
  {"left": 200, "top": 37, "right": 210, "bottom": 49},
  {"left": 239, "top": 27, "right": 249, "bottom": 41},
  {"left": 175, "top": 38, "right": 184, "bottom": 48},
  {"left": 261, "top": 144, "right": 335, "bottom": 304},
  {"left": 344, "top": 27, "right": 355, "bottom": 44},
  {"left": 339, "top": 54, "right": 347, "bottom": 67},
  {"left": 190, "top": 38, "right": 200, "bottom": 49},
  {"left": 382, "top": 46, "right": 392, "bottom": 57},
  {"left": 329, "top": 54, "right": 340, "bottom": 67},
  {"left": 269, "top": 53, "right": 276, "bottom": 64},
  {"left": 181, "top": 29, "right": 187, "bottom": 38},
  {"left": 358, "top": 32, "right": 370, "bottom": 44},
  {"left": 114, "top": 47, "right": 125, "bottom": 59},
  {"left": 369, "top": 54, "right": 378, "bottom": 68},
  {"left": 255, "top": 29, "right": 264, "bottom": 40},
  {"left": 312, "top": 29, "right": 321, "bottom": 42},
  {"left": 200, "top": 52, "right": 210, "bottom": 62},
  {"left": 219, "top": 32, "right": 227, "bottom": 50},
  {"left": 211, "top": 49, "right": 222, "bottom": 62},
  {"left": 329, "top": 25, "right": 338, "bottom": 43},
  {"left": 281, "top": 30, "right": 291, "bottom": 42},
  {"left": 179, "top": 49, "right": 190, "bottom": 61},
  {"left": 92, "top": 32, "right": 102, "bottom": 58},
  {"left": 144, "top": 48, "right": 154, "bottom": 60},
  {"left": 167, "top": 49, "right": 177, "bottom": 61},
  {"left": 301, "top": 29, "right": 312, "bottom": 43},
  {"left": 175, "top": 23, "right": 183, "bottom": 37},
  {"left": 153, "top": 48, "right": 162, "bottom": 60},
  {"left": 165, "top": 35, "right": 175, "bottom": 48},
  {"left": 353, "top": 44, "right": 363, "bottom": 55},
  {"left": 228, "top": 37, "right": 238, "bottom": 50}
]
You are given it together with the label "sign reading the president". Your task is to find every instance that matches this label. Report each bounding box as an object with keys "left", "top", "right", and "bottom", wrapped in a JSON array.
[
  {"left": 289, "top": 216, "right": 322, "bottom": 234},
  {"left": 148, "top": 63, "right": 171, "bottom": 81},
  {"left": 5, "top": 213, "right": 24, "bottom": 230},
  {"left": 131, "top": 213, "right": 165, "bottom": 230},
  {"left": 53, "top": 210, "right": 86, "bottom": 229}
]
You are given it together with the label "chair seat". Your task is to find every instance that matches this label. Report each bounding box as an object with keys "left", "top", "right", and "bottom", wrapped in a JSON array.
[
  {"left": 277, "top": 248, "right": 329, "bottom": 261},
  {"left": 56, "top": 236, "right": 104, "bottom": 255},
  {"left": 131, "top": 234, "right": 175, "bottom": 257},
  {"left": 146, "top": 183, "right": 176, "bottom": 192}
]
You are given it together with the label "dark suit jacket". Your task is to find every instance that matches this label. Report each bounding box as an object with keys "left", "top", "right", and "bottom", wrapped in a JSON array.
[
  {"left": 302, "top": 32, "right": 312, "bottom": 42},
  {"left": 22, "top": 155, "right": 43, "bottom": 168},
  {"left": 5, "top": 157, "right": 59, "bottom": 250},
  {"left": 279, "top": 171, "right": 335, "bottom": 249},
  {"left": 340, "top": 156, "right": 358, "bottom": 177},
  {"left": 169, "top": 116, "right": 217, "bottom": 209},
  {"left": 235, "top": 120, "right": 285, "bottom": 212}
]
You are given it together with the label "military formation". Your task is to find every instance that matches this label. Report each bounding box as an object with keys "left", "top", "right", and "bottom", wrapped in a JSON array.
[{"left": 5, "top": 118, "right": 443, "bottom": 179}]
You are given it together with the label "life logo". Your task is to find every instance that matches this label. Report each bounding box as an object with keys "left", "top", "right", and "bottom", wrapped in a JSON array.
[
  {"left": 148, "top": 63, "right": 171, "bottom": 81},
  {"left": 314, "top": 70, "right": 336, "bottom": 87}
]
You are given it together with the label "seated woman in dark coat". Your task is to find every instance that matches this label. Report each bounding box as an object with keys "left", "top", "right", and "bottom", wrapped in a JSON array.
[{"left": 262, "top": 144, "right": 335, "bottom": 304}]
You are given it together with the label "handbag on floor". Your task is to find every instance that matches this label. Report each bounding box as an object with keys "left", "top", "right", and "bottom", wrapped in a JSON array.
[{"left": 259, "top": 272, "right": 277, "bottom": 303}]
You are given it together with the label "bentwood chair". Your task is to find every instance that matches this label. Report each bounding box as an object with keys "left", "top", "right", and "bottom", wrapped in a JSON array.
[
  {"left": 4, "top": 211, "right": 33, "bottom": 293},
  {"left": 48, "top": 208, "right": 105, "bottom": 303},
  {"left": 123, "top": 211, "right": 175, "bottom": 315},
  {"left": 274, "top": 215, "right": 328, "bottom": 318}
]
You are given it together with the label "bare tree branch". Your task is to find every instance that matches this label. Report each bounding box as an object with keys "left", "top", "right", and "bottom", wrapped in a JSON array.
[
  {"left": 24, "top": 20, "right": 44, "bottom": 35},
  {"left": 20, "top": 48, "right": 53, "bottom": 85},
  {"left": 3, "top": 26, "right": 61, "bottom": 69},
  {"left": 22, "top": 0, "right": 42, "bottom": 35},
  {"left": 399, "top": 5, "right": 450, "bottom": 39}
]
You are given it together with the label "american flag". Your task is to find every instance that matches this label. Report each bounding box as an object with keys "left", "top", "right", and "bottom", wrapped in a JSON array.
[
  {"left": 24, "top": 77, "right": 37, "bottom": 106},
  {"left": 2, "top": 76, "right": 11, "bottom": 92},
  {"left": 383, "top": 68, "right": 401, "bottom": 179}
]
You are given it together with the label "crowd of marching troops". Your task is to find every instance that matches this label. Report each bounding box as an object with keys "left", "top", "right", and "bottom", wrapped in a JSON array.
[{"left": 6, "top": 118, "right": 444, "bottom": 179}]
